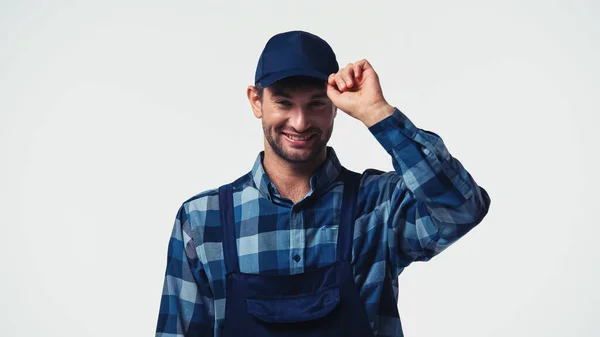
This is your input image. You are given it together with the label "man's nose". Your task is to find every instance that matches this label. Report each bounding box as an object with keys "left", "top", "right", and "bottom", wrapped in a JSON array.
[{"left": 288, "top": 108, "right": 311, "bottom": 133}]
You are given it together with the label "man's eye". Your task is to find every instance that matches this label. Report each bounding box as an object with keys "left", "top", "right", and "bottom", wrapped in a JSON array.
[
  {"left": 310, "top": 101, "right": 327, "bottom": 107},
  {"left": 277, "top": 100, "right": 293, "bottom": 107}
]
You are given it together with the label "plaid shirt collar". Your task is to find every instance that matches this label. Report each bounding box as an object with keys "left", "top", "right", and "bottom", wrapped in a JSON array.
[{"left": 251, "top": 146, "right": 342, "bottom": 201}]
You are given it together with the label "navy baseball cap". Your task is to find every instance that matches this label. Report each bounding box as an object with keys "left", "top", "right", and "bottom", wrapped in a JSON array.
[{"left": 254, "top": 30, "right": 339, "bottom": 87}]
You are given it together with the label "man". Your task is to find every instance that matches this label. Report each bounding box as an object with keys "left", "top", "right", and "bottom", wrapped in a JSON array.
[{"left": 156, "top": 30, "right": 491, "bottom": 337}]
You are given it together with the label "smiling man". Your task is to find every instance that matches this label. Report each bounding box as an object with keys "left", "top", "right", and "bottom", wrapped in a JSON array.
[
  {"left": 156, "top": 30, "right": 491, "bottom": 337},
  {"left": 257, "top": 76, "right": 335, "bottom": 166}
]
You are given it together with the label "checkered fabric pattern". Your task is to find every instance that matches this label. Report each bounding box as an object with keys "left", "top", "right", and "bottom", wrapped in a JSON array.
[{"left": 156, "top": 108, "right": 491, "bottom": 337}]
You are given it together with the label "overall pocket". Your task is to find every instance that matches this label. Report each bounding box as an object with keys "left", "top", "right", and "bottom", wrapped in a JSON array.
[{"left": 246, "top": 286, "right": 340, "bottom": 324}]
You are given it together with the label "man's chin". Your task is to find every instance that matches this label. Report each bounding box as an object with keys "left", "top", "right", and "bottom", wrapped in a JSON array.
[
  {"left": 279, "top": 147, "right": 324, "bottom": 164},
  {"left": 281, "top": 153, "right": 317, "bottom": 163}
]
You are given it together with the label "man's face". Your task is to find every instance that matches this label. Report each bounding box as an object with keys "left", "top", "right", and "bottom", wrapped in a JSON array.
[{"left": 260, "top": 85, "right": 336, "bottom": 163}]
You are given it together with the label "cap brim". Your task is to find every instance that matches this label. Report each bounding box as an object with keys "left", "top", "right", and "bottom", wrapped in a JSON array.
[{"left": 257, "top": 68, "right": 330, "bottom": 88}]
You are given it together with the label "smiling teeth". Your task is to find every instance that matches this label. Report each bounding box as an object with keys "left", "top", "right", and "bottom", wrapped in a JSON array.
[{"left": 286, "top": 134, "right": 311, "bottom": 141}]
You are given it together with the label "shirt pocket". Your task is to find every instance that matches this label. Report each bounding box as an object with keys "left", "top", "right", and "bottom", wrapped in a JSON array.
[{"left": 307, "top": 226, "right": 338, "bottom": 247}]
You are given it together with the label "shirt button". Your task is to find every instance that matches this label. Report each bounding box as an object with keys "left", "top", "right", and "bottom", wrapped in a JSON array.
[{"left": 293, "top": 254, "right": 301, "bottom": 262}]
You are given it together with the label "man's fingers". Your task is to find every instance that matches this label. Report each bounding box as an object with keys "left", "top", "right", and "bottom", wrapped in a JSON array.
[
  {"left": 330, "top": 72, "right": 346, "bottom": 91},
  {"left": 335, "top": 72, "right": 346, "bottom": 91},
  {"left": 336, "top": 64, "right": 358, "bottom": 91},
  {"left": 356, "top": 58, "right": 373, "bottom": 71},
  {"left": 353, "top": 63, "right": 362, "bottom": 81},
  {"left": 330, "top": 59, "right": 372, "bottom": 92},
  {"left": 328, "top": 73, "right": 336, "bottom": 86},
  {"left": 342, "top": 64, "right": 355, "bottom": 88},
  {"left": 326, "top": 82, "right": 341, "bottom": 100}
]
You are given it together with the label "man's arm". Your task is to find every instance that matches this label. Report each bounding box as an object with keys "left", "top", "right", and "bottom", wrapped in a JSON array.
[
  {"left": 368, "top": 107, "right": 491, "bottom": 267},
  {"left": 156, "top": 205, "right": 214, "bottom": 336},
  {"left": 327, "top": 59, "right": 491, "bottom": 270}
]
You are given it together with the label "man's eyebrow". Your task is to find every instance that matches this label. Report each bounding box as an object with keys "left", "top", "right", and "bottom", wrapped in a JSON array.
[{"left": 310, "top": 92, "right": 328, "bottom": 99}]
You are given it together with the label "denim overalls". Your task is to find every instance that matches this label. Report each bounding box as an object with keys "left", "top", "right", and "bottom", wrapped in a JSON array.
[{"left": 218, "top": 168, "right": 375, "bottom": 336}]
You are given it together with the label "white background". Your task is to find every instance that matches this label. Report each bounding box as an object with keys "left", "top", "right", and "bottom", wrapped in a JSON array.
[{"left": 1, "top": 0, "right": 598, "bottom": 336}]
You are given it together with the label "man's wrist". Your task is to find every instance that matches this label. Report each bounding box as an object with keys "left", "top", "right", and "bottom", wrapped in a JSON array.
[{"left": 361, "top": 102, "right": 395, "bottom": 128}]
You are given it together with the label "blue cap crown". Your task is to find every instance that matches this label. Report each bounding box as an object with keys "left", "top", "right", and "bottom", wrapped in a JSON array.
[{"left": 255, "top": 30, "right": 339, "bottom": 87}]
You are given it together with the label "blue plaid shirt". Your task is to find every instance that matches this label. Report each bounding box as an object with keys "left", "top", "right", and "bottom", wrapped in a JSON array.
[{"left": 156, "top": 108, "right": 491, "bottom": 337}]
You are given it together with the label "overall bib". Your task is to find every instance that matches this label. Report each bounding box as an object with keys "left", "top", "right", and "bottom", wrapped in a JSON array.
[{"left": 218, "top": 168, "right": 375, "bottom": 337}]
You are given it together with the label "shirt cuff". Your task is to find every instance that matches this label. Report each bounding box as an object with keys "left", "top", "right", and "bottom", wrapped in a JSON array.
[{"left": 368, "top": 107, "right": 417, "bottom": 152}]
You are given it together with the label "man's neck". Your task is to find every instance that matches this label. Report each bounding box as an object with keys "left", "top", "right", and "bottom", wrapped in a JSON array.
[{"left": 262, "top": 147, "right": 327, "bottom": 203}]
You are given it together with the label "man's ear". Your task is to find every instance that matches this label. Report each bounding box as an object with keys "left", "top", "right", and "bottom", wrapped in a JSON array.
[{"left": 247, "top": 85, "right": 263, "bottom": 119}]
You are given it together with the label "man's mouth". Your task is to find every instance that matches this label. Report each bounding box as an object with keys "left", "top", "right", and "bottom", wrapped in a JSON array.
[
  {"left": 282, "top": 132, "right": 317, "bottom": 145},
  {"left": 283, "top": 133, "right": 313, "bottom": 141}
]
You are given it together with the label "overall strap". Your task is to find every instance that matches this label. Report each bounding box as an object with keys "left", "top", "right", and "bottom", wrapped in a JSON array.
[
  {"left": 218, "top": 184, "right": 240, "bottom": 274},
  {"left": 337, "top": 168, "right": 362, "bottom": 262}
]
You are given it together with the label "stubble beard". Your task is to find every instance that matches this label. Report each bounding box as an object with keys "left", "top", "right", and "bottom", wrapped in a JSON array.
[{"left": 262, "top": 121, "right": 333, "bottom": 164}]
